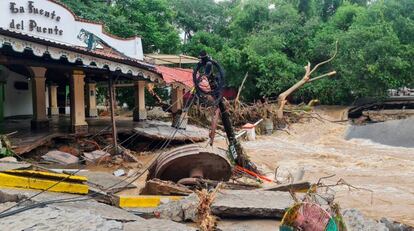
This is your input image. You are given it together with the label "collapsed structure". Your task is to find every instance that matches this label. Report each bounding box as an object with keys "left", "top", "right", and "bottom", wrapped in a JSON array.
[{"left": 0, "top": 0, "right": 199, "bottom": 155}]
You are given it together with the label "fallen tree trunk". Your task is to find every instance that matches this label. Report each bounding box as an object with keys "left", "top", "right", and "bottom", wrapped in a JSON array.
[{"left": 276, "top": 41, "right": 338, "bottom": 119}]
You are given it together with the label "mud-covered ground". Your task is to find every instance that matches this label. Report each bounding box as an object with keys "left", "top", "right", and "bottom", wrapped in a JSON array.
[{"left": 242, "top": 110, "right": 414, "bottom": 226}]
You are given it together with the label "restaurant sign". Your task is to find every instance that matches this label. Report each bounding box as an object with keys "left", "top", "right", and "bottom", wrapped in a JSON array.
[
  {"left": 9, "top": 1, "right": 64, "bottom": 36},
  {"left": 0, "top": 0, "right": 144, "bottom": 60}
]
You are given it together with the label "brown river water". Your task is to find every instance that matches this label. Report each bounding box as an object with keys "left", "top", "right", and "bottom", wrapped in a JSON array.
[{"left": 243, "top": 113, "right": 414, "bottom": 226}]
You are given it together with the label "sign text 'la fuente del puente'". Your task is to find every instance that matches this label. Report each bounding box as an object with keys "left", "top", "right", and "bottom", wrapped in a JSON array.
[{"left": 9, "top": 1, "right": 64, "bottom": 36}]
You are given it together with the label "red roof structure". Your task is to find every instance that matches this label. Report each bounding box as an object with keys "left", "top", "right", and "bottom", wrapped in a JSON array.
[{"left": 155, "top": 66, "right": 194, "bottom": 88}]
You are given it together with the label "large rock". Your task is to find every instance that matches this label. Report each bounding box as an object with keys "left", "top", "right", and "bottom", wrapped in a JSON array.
[{"left": 342, "top": 209, "right": 388, "bottom": 231}]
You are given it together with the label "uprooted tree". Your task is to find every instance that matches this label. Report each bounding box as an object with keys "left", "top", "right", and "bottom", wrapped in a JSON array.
[{"left": 276, "top": 41, "right": 338, "bottom": 119}]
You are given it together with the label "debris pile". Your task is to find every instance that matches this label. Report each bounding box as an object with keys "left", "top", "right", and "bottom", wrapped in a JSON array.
[
  {"left": 190, "top": 100, "right": 314, "bottom": 135},
  {"left": 0, "top": 116, "right": 413, "bottom": 230}
]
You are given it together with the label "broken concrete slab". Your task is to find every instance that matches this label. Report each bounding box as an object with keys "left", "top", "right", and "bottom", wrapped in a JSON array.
[
  {"left": 345, "top": 117, "right": 414, "bottom": 148},
  {"left": 0, "top": 201, "right": 134, "bottom": 230},
  {"left": 0, "top": 161, "right": 31, "bottom": 171},
  {"left": 211, "top": 190, "right": 294, "bottom": 218},
  {"left": 132, "top": 120, "right": 208, "bottom": 142},
  {"left": 0, "top": 187, "right": 77, "bottom": 202},
  {"left": 0, "top": 191, "right": 27, "bottom": 203},
  {"left": 42, "top": 150, "right": 79, "bottom": 165},
  {"left": 156, "top": 190, "right": 294, "bottom": 222},
  {"left": 124, "top": 219, "right": 197, "bottom": 231},
  {"left": 0, "top": 185, "right": 195, "bottom": 231},
  {"left": 77, "top": 171, "right": 136, "bottom": 193},
  {"left": 49, "top": 200, "right": 143, "bottom": 222}
]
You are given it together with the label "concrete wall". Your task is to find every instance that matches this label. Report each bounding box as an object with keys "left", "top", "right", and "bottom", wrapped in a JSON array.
[
  {"left": 345, "top": 117, "right": 414, "bottom": 148},
  {"left": 4, "top": 71, "right": 33, "bottom": 117}
]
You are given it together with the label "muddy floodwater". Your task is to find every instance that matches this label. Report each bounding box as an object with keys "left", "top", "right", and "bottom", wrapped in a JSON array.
[{"left": 243, "top": 114, "right": 414, "bottom": 226}]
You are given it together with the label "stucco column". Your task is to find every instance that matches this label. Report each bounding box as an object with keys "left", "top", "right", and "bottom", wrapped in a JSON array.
[
  {"left": 85, "top": 81, "right": 98, "bottom": 117},
  {"left": 70, "top": 70, "right": 88, "bottom": 133},
  {"left": 171, "top": 86, "right": 187, "bottom": 129},
  {"left": 48, "top": 83, "right": 59, "bottom": 116},
  {"left": 0, "top": 66, "right": 9, "bottom": 122},
  {"left": 30, "top": 67, "right": 49, "bottom": 129},
  {"left": 133, "top": 80, "right": 147, "bottom": 121}
]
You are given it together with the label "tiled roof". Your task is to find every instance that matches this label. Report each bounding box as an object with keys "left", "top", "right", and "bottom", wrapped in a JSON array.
[{"left": 155, "top": 66, "right": 194, "bottom": 88}]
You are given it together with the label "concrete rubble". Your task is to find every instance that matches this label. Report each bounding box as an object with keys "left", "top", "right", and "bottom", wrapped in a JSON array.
[
  {"left": 156, "top": 193, "right": 199, "bottom": 222},
  {"left": 342, "top": 209, "right": 388, "bottom": 231},
  {"left": 211, "top": 190, "right": 294, "bottom": 218},
  {"left": 380, "top": 217, "right": 414, "bottom": 231},
  {"left": 132, "top": 120, "right": 208, "bottom": 142},
  {"left": 0, "top": 191, "right": 27, "bottom": 203},
  {"left": 0, "top": 160, "right": 31, "bottom": 171},
  {"left": 0, "top": 156, "right": 18, "bottom": 162},
  {"left": 155, "top": 190, "right": 294, "bottom": 222},
  {"left": 141, "top": 179, "right": 193, "bottom": 196},
  {"left": 0, "top": 188, "right": 196, "bottom": 231},
  {"left": 83, "top": 150, "right": 111, "bottom": 164},
  {"left": 113, "top": 168, "right": 127, "bottom": 177},
  {"left": 42, "top": 150, "right": 79, "bottom": 165}
]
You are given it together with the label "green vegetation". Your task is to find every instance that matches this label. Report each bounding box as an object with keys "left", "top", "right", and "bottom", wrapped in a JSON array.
[{"left": 62, "top": 0, "right": 413, "bottom": 105}]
